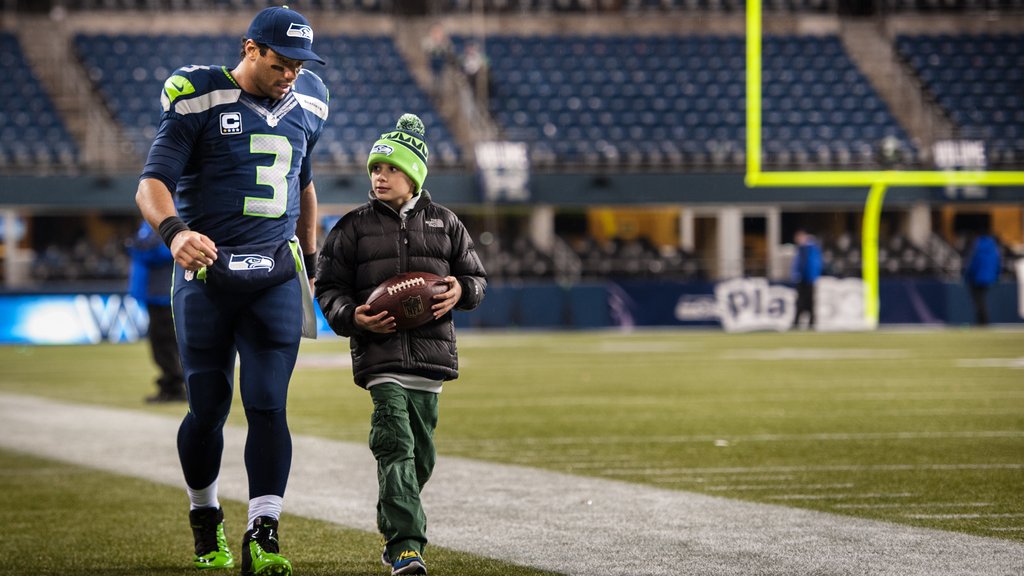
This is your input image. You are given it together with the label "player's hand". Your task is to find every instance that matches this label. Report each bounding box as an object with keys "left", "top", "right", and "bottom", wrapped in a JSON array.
[
  {"left": 431, "top": 276, "right": 461, "bottom": 319},
  {"left": 354, "top": 304, "right": 396, "bottom": 333},
  {"left": 170, "top": 230, "right": 217, "bottom": 271}
]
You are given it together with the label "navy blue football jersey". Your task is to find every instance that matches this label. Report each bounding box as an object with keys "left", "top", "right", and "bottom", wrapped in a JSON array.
[{"left": 141, "top": 65, "right": 329, "bottom": 246}]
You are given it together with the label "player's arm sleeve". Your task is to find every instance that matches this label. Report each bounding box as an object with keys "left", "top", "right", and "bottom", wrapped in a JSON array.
[
  {"left": 298, "top": 78, "right": 328, "bottom": 190},
  {"left": 315, "top": 218, "right": 362, "bottom": 337},
  {"left": 299, "top": 134, "right": 318, "bottom": 190},
  {"left": 140, "top": 114, "right": 196, "bottom": 194},
  {"left": 449, "top": 218, "right": 487, "bottom": 311}
]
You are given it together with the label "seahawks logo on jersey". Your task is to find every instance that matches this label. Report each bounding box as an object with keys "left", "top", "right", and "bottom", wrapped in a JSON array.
[{"left": 228, "top": 254, "right": 275, "bottom": 271}]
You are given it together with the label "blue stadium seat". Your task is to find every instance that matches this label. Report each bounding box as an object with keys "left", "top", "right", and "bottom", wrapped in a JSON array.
[
  {"left": 896, "top": 32, "right": 1023, "bottom": 168},
  {"left": 472, "top": 33, "right": 914, "bottom": 169},
  {"left": 73, "top": 33, "right": 461, "bottom": 168},
  {"left": 0, "top": 32, "right": 79, "bottom": 171}
]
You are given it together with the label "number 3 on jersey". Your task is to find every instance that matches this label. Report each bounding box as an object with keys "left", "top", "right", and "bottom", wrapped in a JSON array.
[{"left": 245, "top": 134, "right": 292, "bottom": 218}]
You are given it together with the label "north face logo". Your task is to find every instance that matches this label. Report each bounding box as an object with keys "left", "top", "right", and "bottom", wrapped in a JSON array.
[{"left": 425, "top": 219, "right": 443, "bottom": 228}]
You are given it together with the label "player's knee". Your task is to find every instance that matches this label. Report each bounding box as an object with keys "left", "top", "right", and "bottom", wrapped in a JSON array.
[
  {"left": 183, "top": 373, "right": 232, "bottom": 431},
  {"left": 243, "top": 405, "right": 288, "bottom": 430}
]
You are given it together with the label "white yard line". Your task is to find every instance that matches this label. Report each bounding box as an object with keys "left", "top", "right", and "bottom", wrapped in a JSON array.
[
  {"left": 444, "top": 430, "right": 1024, "bottom": 447},
  {"left": 904, "top": 514, "right": 1024, "bottom": 520},
  {"left": 1, "top": 392, "right": 1021, "bottom": 576},
  {"left": 602, "top": 463, "right": 1024, "bottom": 475}
]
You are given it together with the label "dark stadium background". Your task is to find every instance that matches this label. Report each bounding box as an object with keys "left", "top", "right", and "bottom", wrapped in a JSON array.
[{"left": 0, "top": 0, "right": 1021, "bottom": 332}]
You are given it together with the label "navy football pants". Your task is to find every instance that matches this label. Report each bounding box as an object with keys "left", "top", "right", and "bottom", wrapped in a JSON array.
[{"left": 171, "top": 265, "right": 302, "bottom": 499}]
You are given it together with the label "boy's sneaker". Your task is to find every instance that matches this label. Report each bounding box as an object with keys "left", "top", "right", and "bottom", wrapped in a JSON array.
[
  {"left": 189, "top": 507, "right": 234, "bottom": 570},
  {"left": 240, "top": 516, "right": 292, "bottom": 576},
  {"left": 390, "top": 550, "right": 427, "bottom": 575}
]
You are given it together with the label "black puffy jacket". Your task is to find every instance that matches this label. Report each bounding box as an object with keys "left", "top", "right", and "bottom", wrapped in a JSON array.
[{"left": 315, "top": 190, "right": 487, "bottom": 388}]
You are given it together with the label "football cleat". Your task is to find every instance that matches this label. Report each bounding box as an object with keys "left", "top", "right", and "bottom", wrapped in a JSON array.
[
  {"left": 189, "top": 507, "right": 234, "bottom": 570},
  {"left": 240, "top": 516, "right": 292, "bottom": 576},
  {"left": 390, "top": 549, "right": 427, "bottom": 575}
]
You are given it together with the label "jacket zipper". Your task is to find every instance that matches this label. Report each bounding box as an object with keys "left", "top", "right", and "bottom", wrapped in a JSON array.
[{"left": 399, "top": 212, "right": 410, "bottom": 365}]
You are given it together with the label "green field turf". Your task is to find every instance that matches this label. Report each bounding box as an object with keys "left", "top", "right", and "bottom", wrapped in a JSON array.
[{"left": 1, "top": 328, "right": 1022, "bottom": 574}]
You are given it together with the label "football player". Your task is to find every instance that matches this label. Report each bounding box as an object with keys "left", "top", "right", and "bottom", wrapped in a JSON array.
[{"left": 135, "top": 6, "right": 327, "bottom": 575}]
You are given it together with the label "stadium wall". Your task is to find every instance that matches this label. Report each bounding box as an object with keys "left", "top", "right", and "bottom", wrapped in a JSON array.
[{"left": 0, "top": 279, "right": 1017, "bottom": 345}]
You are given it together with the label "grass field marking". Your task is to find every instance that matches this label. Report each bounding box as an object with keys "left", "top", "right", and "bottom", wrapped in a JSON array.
[
  {"left": 602, "top": 463, "right": 1024, "bottom": 476},
  {"left": 768, "top": 492, "right": 917, "bottom": 501},
  {"left": 835, "top": 502, "right": 995, "bottom": 510},
  {"left": 905, "top": 513, "right": 1024, "bottom": 520},
  {"left": 836, "top": 390, "right": 1024, "bottom": 400},
  {"left": 955, "top": 358, "right": 1024, "bottom": 369},
  {"left": 447, "top": 430, "right": 1024, "bottom": 448},
  {"left": 555, "top": 341, "right": 705, "bottom": 354},
  {"left": 706, "top": 483, "right": 856, "bottom": 492},
  {"left": 719, "top": 348, "right": 912, "bottom": 360}
]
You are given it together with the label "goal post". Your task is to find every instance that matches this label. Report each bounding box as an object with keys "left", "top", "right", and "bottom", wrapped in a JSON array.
[{"left": 744, "top": 0, "right": 1024, "bottom": 326}]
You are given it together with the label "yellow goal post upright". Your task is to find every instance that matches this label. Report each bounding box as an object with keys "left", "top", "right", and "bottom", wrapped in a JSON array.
[{"left": 744, "top": 0, "right": 1024, "bottom": 327}]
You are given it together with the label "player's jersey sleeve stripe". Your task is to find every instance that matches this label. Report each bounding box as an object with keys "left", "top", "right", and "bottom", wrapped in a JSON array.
[
  {"left": 167, "top": 89, "right": 242, "bottom": 115},
  {"left": 294, "top": 93, "right": 329, "bottom": 121}
]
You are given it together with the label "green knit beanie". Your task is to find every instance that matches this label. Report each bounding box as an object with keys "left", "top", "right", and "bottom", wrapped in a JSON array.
[{"left": 367, "top": 113, "right": 429, "bottom": 193}]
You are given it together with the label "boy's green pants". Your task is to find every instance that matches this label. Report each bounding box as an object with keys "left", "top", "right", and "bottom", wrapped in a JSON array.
[{"left": 368, "top": 382, "right": 439, "bottom": 557}]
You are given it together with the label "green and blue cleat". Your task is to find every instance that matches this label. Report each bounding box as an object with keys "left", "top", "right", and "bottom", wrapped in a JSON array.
[
  {"left": 189, "top": 507, "right": 234, "bottom": 570},
  {"left": 240, "top": 516, "right": 292, "bottom": 576}
]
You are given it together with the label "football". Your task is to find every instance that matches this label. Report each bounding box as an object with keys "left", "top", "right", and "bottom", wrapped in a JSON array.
[{"left": 365, "top": 271, "right": 449, "bottom": 331}]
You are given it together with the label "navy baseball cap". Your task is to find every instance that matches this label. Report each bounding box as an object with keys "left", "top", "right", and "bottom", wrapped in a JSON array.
[{"left": 246, "top": 6, "right": 325, "bottom": 65}]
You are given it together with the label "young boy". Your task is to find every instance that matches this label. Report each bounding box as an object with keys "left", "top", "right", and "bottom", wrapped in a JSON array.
[{"left": 314, "top": 113, "right": 487, "bottom": 576}]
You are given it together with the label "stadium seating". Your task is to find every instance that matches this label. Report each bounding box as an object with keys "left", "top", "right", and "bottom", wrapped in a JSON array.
[
  {"left": 442, "top": 0, "right": 840, "bottom": 12},
  {"left": 0, "top": 32, "right": 79, "bottom": 171},
  {"left": 59, "top": 0, "right": 389, "bottom": 10},
  {"left": 895, "top": 32, "right": 1024, "bottom": 168},
  {"left": 474, "top": 33, "right": 916, "bottom": 170},
  {"left": 7, "top": 6, "right": 1020, "bottom": 288},
  {"left": 72, "top": 33, "right": 461, "bottom": 168}
]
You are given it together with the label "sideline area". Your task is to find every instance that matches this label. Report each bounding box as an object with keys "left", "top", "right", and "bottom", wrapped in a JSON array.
[{"left": 1, "top": 392, "right": 1021, "bottom": 576}]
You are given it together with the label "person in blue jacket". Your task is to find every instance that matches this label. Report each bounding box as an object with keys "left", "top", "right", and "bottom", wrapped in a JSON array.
[
  {"left": 964, "top": 232, "right": 1002, "bottom": 326},
  {"left": 791, "top": 229, "right": 823, "bottom": 329},
  {"left": 128, "top": 220, "right": 184, "bottom": 403}
]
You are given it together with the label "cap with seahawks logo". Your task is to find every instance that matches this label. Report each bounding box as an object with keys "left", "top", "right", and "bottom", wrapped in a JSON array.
[{"left": 246, "top": 5, "right": 325, "bottom": 65}]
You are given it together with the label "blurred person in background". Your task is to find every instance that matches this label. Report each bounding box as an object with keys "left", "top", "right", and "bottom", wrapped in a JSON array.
[
  {"left": 964, "top": 231, "right": 1001, "bottom": 326},
  {"left": 421, "top": 22, "right": 454, "bottom": 97},
  {"left": 460, "top": 40, "right": 490, "bottom": 106},
  {"left": 128, "top": 219, "right": 184, "bottom": 404},
  {"left": 791, "top": 229, "right": 822, "bottom": 329}
]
